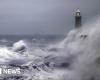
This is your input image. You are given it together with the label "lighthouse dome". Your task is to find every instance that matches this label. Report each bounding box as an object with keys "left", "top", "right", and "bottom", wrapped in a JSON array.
[{"left": 76, "top": 9, "right": 80, "bottom": 13}]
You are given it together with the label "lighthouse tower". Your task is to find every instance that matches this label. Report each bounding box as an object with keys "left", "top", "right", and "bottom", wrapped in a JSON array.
[{"left": 75, "top": 9, "right": 81, "bottom": 28}]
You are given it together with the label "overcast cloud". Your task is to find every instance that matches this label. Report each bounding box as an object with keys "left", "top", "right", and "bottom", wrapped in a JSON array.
[{"left": 0, "top": 0, "right": 100, "bottom": 35}]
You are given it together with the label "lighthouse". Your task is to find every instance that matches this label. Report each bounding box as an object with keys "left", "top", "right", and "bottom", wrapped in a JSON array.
[{"left": 75, "top": 9, "right": 81, "bottom": 28}]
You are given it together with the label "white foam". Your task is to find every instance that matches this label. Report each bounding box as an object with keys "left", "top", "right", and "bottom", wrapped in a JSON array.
[{"left": 12, "top": 40, "right": 28, "bottom": 53}]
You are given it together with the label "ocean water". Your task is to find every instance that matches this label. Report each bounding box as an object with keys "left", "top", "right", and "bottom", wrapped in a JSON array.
[
  {"left": 0, "top": 35, "right": 66, "bottom": 80},
  {"left": 1, "top": 18, "right": 100, "bottom": 80}
]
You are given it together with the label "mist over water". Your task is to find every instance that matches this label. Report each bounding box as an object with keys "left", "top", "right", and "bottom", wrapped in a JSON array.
[{"left": 0, "top": 17, "right": 100, "bottom": 80}]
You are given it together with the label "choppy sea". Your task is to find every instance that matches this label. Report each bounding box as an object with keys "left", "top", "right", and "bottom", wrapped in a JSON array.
[{"left": 0, "top": 35, "right": 67, "bottom": 80}]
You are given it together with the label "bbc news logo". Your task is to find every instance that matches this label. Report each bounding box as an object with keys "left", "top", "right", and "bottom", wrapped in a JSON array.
[
  {"left": 0, "top": 65, "right": 22, "bottom": 75},
  {"left": 0, "top": 68, "right": 21, "bottom": 75}
]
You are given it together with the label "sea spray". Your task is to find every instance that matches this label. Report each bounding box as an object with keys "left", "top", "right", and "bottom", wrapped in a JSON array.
[{"left": 60, "top": 17, "right": 100, "bottom": 80}]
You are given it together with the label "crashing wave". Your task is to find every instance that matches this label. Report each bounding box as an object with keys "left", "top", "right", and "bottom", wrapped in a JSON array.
[{"left": 12, "top": 40, "right": 27, "bottom": 53}]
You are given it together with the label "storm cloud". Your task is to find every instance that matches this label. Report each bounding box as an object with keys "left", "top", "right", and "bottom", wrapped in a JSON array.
[{"left": 0, "top": 0, "right": 100, "bottom": 35}]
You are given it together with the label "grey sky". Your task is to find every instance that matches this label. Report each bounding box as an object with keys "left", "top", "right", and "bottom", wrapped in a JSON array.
[{"left": 0, "top": 0, "right": 100, "bottom": 35}]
